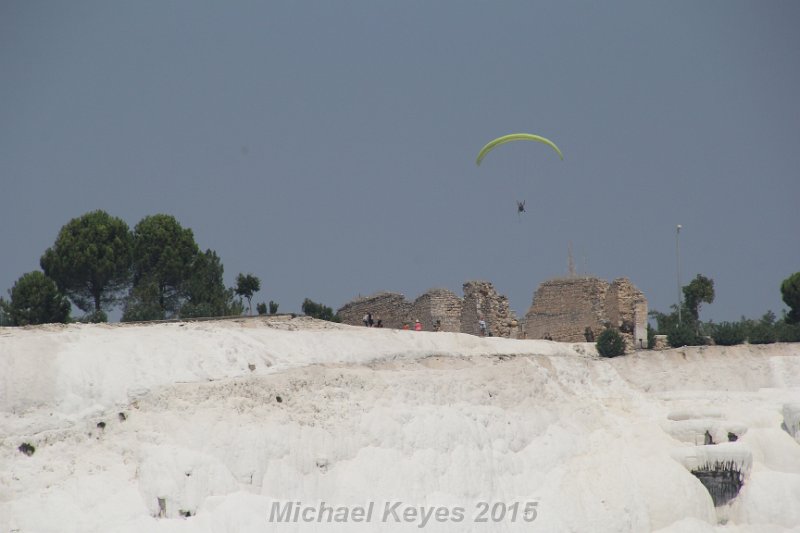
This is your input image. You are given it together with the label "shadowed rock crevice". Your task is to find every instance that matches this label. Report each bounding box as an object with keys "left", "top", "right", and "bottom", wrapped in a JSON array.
[
  {"left": 672, "top": 442, "right": 752, "bottom": 510},
  {"left": 691, "top": 461, "right": 745, "bottom": 506}
]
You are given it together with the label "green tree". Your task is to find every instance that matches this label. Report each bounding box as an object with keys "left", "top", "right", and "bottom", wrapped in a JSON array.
[
  {"left": 760, "top": 310, "right": 777, "bottom": 327},
  {"left": 596, "top": 328, "right": 625, "bottom": 357},
  {"left": 0, "top": 297, "right": 10, "bottom": 326},
  {"left": 179, "top": 249, "right": 243, "bottom": 318},
  {"left": 130, "top": 214, "right": 199, "bottom": 317},
  {"left": 747, "top": 322, "right": 776, "bottom": 344},
  {"left": 4, "top": 271, "right": 71, "bottom": 326},
  {"left": 781, "top": 272, "right": 800, "bottom": 324},
  {"left": 301, "top": 298, "right": 339, "bottom": 322},
  {"left": 775, "top": 320, "right": 800, "bottom": 342},
  {"left": 269, "top": 300, "right": 279, "bottom": 315},
  {"left": 683, "top": 274, "right": 715, "bottom": 323},
  {"left": 747, "top": 311, "right": 777, "bottom": 344},
  {"left": 649, "top": 307, "right": 681, "bottom": 334},
  {"left": 121, "top": 279, "right": 165, "bottom": 322},
  {"left": 40, "top": 210, "right": 132, "bottom": 317},
  {"left": 235, "top": 273, "right": 261, "bottom": 315},
  {"left": 651, "top": 274, "right": 715, "bottom": 344}
]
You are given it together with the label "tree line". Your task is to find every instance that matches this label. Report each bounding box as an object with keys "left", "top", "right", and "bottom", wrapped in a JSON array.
[
  {"left": 647, "top": 272, "right": 800, "bottom": 349},
  {"left": 2, "top": 212, "right": 798, "bottom": 339},
  {"left": 0, "top": 210, "right": 269, "bottom": 326},
  {"left": 595, "top": 272, "right": 800, "bottom": 357}
]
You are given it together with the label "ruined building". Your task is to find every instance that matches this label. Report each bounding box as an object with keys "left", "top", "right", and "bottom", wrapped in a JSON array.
[
  {"left": 338, "top": 276, "right": 647, "bottom": 346},
  {"left": 337, "top": 281, "right": 519, "bottom": 336},
  {"left": 460, "top": 281, "right": 518, "bottom": 337},
  {"left": 522, "top": 276, "right": 647, "bottom": 349}
]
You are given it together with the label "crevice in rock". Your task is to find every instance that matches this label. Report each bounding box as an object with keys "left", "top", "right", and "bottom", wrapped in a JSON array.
[{"left": 691, "top": 461, "right": 745, "bottom": 507}]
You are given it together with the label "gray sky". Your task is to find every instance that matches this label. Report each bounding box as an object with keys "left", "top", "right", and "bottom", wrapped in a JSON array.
[{"left": 2, "top": 1, "right": 799, "bottom": 323}]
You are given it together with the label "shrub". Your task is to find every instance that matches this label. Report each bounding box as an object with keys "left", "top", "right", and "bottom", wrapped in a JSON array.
[
  {"left": 711, "top": 321, "right": 746, "bottom": 346},
  {"left": 667, "top": 322, "right": 702, "bottom": 348},
  {"left": 5, "top": 271, "right": 71, "bottom": 326},
  {"left": 775, "top": 321, "right": 800, "bottom": 342},
  {"left": 596, "top": 328, "right": 625, "bottom": 358},
  {"left": 256, "top": 302, "right": 267, "bottom": 315},
  {"left": 301, "top": 298, "right": 339, "bottom": 322},
  {"left": 269, "top": 300, "right": 279, "bottom": 315},
  {"left": 748, "top": 322, "right": 776, "bottom": 344},
  {"left": 81, "top": 310, "right": 108, "bottom": 324}
]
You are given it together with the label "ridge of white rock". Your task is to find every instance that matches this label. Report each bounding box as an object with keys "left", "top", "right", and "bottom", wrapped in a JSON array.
[{"left": 1, "top": 318, "right": 799, "bottom": 533}]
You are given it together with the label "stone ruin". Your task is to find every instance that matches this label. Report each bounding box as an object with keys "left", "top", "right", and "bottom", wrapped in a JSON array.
[
  {"left": 337, "top": 292, "right": 412, "bottom": 330},
  {"left": 337, "top": 276, "right": 647, "bottom": 346},
  {"left": 522, "top": 276, "right": 647, "bottom": 349},
  {"left": 460, "top": 281, "right": 518, "bottom": 338},
  {"left": 337, "top": 281, "right": 519, "bottom": 337}
]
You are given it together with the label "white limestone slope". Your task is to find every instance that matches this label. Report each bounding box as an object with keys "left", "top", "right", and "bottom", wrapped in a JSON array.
[{"left": 1, "top": 317, "right": 799, "bottom": 533}]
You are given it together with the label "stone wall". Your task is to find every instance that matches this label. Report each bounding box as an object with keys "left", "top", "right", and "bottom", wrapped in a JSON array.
[
  {"left": 522, "top": 276, "right": 647, "bottom": 348},
  {"left": 336, "top": 292, "right": 411, "bottom": 329},
  {"left": 337, "top": 282, "right": 516, "bottom": 335},
  {"left": 338, "top": 277, "right": 646, "bottom": 344},
  {"left": 461, "top": 281, "right": 518, "bottom": 338},
  {"left": 522, "top": 277, "right": 609, "bottom": 342},
  {"left": 411, "top": 288, "right": 462, "bottom": 332},
  {"left": 605, "top": 278, "right": 648, "bottom": 350}
]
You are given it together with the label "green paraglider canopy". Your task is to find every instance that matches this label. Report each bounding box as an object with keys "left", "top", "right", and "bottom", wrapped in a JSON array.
[{"left": 475, "top": 133, "right": 564, "bottom": 166}]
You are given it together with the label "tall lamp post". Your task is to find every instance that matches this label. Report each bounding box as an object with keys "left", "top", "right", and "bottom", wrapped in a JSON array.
[{"left": 676, "top": 224, "right": 682, "bottom": 324}]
